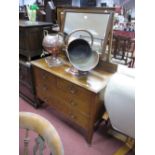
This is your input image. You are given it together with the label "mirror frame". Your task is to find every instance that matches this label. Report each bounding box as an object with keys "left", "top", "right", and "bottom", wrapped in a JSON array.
[
  {"left": 61, "top": 9, "right": 114, "bottom": 62},
  {"left": 56, "top": 6, "right": 115, "bottom": 30}
]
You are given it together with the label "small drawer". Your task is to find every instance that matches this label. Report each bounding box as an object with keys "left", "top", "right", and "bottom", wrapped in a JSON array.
[
  {"left": 35, "top": 84, "right": 48, "bottom": 98},
  {"left": 57, "top": 78, "right": 78, "bottom": 95},
  {"left": 56, "top": 78, "right": 92, "bottom": 104},
  {"left": 56, "top": 91, "right": 91, "bottom": 116},
  {"left": 33, "top": 67, "right": 56, "bottom": 86},
  {"left": 40, "top": 91, "right": 89, "bottom": 127},
  {"left": 68, "top": 99, "right": 90, "bottom": 117},
  {"left": 47, "top": 95, "right": 69, "bottom": 117},
  {"left": 50, "top": 96, "right": 89, "bottom": 129}
]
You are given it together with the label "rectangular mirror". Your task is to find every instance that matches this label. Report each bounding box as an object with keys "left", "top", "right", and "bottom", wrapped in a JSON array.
[{"left": 62, "top": 10, "right": 114, "bottom": 57}]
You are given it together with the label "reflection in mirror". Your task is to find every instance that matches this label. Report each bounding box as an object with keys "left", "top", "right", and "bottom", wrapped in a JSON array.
[{"left": 62, "top": 11, "right": 113, "bottom": 56}]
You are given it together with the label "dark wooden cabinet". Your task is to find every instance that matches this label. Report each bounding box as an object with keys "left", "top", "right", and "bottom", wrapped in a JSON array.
[
  {"left": 19, "top": 59, "right": 40, "bottom": 107},
  {"left": 19, "top": 20, "right": 53, "bottom": 61},
  {"left": 19, "top": 27, "right": 43, "bottom": 60},
  {"left": 19, "top": 20, "right": 53, "bottom": 107}
]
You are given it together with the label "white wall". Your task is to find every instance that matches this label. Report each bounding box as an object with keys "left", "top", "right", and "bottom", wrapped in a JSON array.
[
  {"left": 96, "top": 0, "right": 120, "bottom": 7},
  {"left": 19, "top": 0, "right": 36, "bottom": 6},
  {"left": 96, "top": 0, "right": 113, "bottom": 7},
  {"left": 72, "top": 0, "right": 80, "bottom": 7},
  {"left": 72, "top": 0, "right": 121, "bottom": 7}
]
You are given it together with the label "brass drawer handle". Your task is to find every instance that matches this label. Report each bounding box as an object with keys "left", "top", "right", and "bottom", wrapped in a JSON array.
[
  {"left": 43, "top": 85, "right": 48, "bottom": 91},
  {"left": 69, "top": 86, "right": 76, "bottom": 94},
  {"left": 42, "top": 73, "right": 47, "bottom": 79},
  {"left": 70, "top": 101, "right": 77, "bottom": 106},
  {"left": 69, "top": 114, "right": 76, "bottom": 119}
]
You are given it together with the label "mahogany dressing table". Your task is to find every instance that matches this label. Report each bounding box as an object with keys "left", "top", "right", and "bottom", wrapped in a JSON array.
[{"left": 31, "top": 56, "right": 114, "bottom": 144}]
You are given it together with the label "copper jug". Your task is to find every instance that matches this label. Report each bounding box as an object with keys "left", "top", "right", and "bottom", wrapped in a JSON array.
[
  {"left": 42, "top": 30, "right": 64, "bottom": 56},
  {"left": 42, "top": 30, "right": 64, "bottom": 67}
]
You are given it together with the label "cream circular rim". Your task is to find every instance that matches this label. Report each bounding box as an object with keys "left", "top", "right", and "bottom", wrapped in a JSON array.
[{"left": 19, "top": 112, "right": 64, "bottom": 155}]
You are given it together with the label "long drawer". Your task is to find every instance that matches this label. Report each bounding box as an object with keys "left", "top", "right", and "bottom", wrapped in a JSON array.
[
  {"left": 55, "top": 89, "right": 91, "bottom": 117},
  {"left": 42, "top": 90, "right": 89, "bottom": 129},
  {"left": 65, "top": 106, "right": 89, "bottom": 129},
  {"left": 56, "top": 77, "right": 92, "bottom": 116}
]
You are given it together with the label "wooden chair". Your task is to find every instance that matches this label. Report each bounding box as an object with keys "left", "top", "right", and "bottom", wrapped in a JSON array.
[
  {"left": 19, "top": 112, "right": 64, "bottom": 155},
  {"left": 112, "top": 33, "right": 135, "bottom": 68},
  {"left": 127, "top": 39, "right": 135, "bottom": 68}
]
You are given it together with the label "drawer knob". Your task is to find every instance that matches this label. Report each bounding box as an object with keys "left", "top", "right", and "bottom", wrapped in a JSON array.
[
  {"left": 70, "top": 114, "right": 76, "bottom": 119},
  {"left": 43, "top": 85, "right": 48, "bottom": 91},
  {"left": 42, "top": 74, "right": 47, "bottom": 79},
  {"left": 69, "top": 86, "right": 76, "bottom": 94},
  {"left": 70, "top": 101, "right": 77, "bottom": 106}
]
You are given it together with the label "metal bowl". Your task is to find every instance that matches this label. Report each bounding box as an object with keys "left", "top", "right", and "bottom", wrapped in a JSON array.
[{"left": 67, "top": 39, "right": 99, "bottom": 72}]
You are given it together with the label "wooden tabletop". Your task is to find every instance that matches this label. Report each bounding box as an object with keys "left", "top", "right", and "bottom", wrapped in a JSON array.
[
  {"left": 31, "top": 57, "right": 113, "bottom": 93},
  {"left": 19, "top": 20, "right": 53, "bottom": 28}
]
